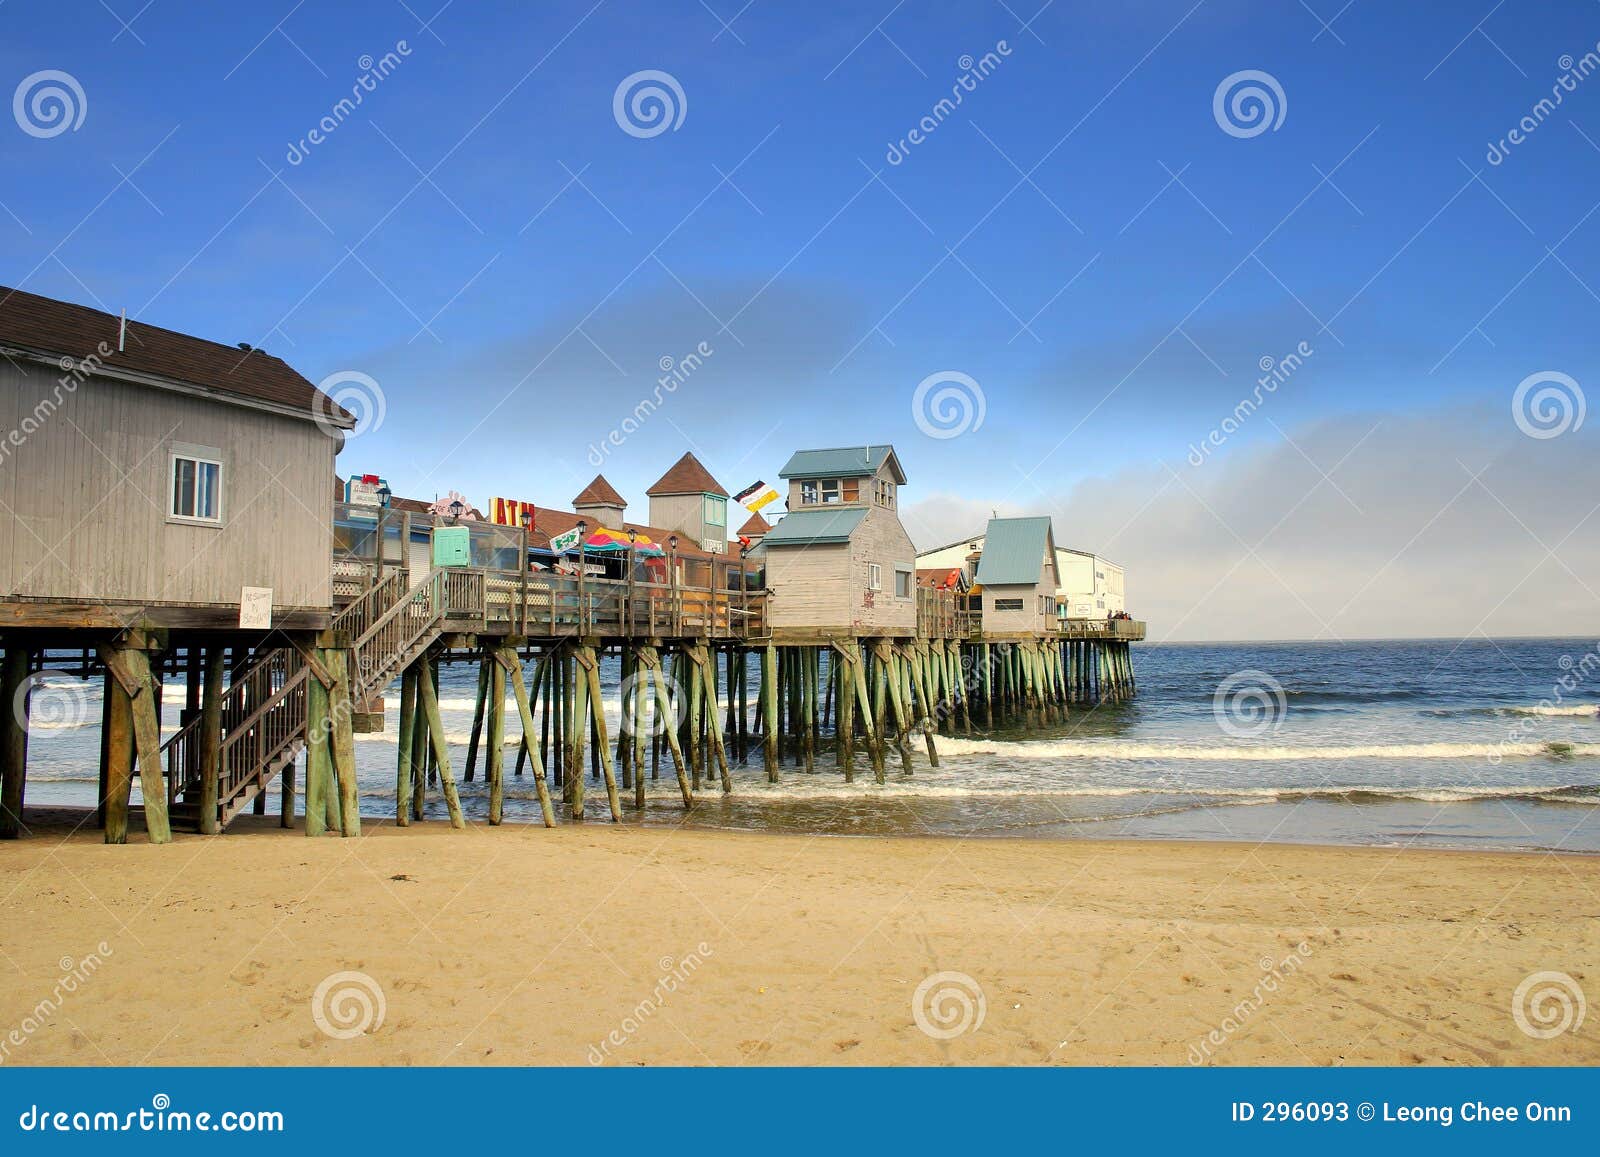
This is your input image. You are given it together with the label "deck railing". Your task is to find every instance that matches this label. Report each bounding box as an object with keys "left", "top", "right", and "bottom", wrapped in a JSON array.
[{"left": 916, "top": 588, "right": 958, "bottom": 638}]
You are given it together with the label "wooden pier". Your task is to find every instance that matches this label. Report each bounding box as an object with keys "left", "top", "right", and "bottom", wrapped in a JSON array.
[{"left": 0, "top": 285, "right": 1145, "bottom": 844}]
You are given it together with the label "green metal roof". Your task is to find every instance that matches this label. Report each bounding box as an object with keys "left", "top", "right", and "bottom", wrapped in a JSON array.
[
  {"left": 761, "top": 506, "right": 868, "bottom": 546},
  {"left": 779, "top": 445, "right": 904, "bottom": 482},
  {"left": 974, "top": 517, "right": 1055, "bottom": 586}
]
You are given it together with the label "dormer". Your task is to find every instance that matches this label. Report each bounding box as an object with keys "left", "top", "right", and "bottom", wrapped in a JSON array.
[
  {"left": 778, "top": 444, "right": 906, "bottom": 512},
  {"left": 573, "top": 474, "right": 627, "bottom": 527}
]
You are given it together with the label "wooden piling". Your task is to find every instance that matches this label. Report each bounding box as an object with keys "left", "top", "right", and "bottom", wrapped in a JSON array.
[
  {"left": 0, "top": 644, "right": 30, "bottom": 839},
  {"left": 760, "top": 644, "right": 779, "bottom": 781},
  {"left": 416, "top": 654, "right": 465, "bottom": 828},
  {"left": 463, "top": 655, "right": 489, "bottom": 782},
  {"left": 197, "top": 646, "right": 224, "bottom": 835},
  {"left": 500, "top": 646, "right": 556, "bottom": 827},
  {"left": 487, "top": 646, "right": 506, "bottom": 824}
]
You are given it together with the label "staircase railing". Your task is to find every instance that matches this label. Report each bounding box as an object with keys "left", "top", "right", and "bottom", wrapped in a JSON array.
[
  {"left": 347, "top": 568, "right": 460, "bottom": 705},
  {"left": 161, "top": 646, "right": 309, "bottom": 821}
]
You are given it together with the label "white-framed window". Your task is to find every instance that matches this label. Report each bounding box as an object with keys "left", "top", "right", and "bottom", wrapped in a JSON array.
[
  {"left": 994, "top": 597, "right": 1024, "bottom": 612},
  {"left": 868, "top": 563, "right": 882, "bottom": 591},
  {"left": 169, "top": 449, "right": 223, "bottom": 525},
  {"left": 703, "top": 494, "right": 727, "bottom": 527},
  {"left": 819, "top": 479, "right": 841, "bottom": 504},
  {"left": 894, "top": 566, "right": 913, "bottom": 599},
  {"left": 876, "top": 478, "right": 894, "bottom": 507}
]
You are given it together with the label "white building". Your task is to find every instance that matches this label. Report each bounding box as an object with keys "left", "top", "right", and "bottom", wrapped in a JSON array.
[{"left": 916, "top": 531, "right": 1126, "bottom": 618}]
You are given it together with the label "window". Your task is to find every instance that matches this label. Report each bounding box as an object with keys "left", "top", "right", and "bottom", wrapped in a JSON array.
[
  {"left": 170, "top": 451, "right": 222, "bottom": 524},
  {"left": 703, "top": 494, "right": 726, "bottom": 527},
  {"left": 894, "top": 567, "right": 912, "bottom": 599},
  {"left": 800, "top": 480, "right": 818, "bottom": 505},
  {"left": 994, "top": 597, "right": 1024, "bottom": 612},
  {"left": 842, "top": 479, "right": 859, "bottom": 502},
  {"left": 876, "top": 478, "right": 894, "bottom": 507},
  {"left": 819, "top": 479, "right": 841, "bottom": 504},
  {"left": 868, "top": 563, "right": 882, "bottom": 591}
]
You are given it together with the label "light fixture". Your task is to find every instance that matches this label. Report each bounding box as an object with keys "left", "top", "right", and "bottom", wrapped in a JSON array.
[
  {"left": 668, "top": 534, "right": 678, "bottom": 552},
  {"left": 448, "top": 498, "right": 464, "bottom": 522},
  {"left": 376, "top": 484, "right": 392, "bottom": 508}
]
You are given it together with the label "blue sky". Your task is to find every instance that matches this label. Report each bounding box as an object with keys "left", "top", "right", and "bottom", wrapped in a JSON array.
[{"left": 4, "top": 1, "right": 1598, "bottom": 638}]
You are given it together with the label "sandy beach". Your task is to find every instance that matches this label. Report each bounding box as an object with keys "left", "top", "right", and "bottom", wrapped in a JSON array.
[{"left": 0, "top": 816, "right": 1596, "bottom": 1067}]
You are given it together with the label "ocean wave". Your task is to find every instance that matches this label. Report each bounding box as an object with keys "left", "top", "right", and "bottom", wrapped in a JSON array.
[{"left": 934, "top": 737, "right": 1600, "bottom": 761}]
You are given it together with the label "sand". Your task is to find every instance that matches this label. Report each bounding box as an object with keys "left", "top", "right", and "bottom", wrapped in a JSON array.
[{"left": 0, "top": 814, "right": 1596, "bottom": 1066}]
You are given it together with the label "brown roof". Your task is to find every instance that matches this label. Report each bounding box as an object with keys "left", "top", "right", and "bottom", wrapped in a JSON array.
[
  {"left": 646, "top": 451, "right": 728, "bottom": 497},
  {"left": 738, "top": 511, "right": 771, "bottom": 535},
  {"left": 572, "top": 474, "right": 627, "bottom": 509},
  {"left": 0, "top": 285, "right": 351, "bottom": 425}
]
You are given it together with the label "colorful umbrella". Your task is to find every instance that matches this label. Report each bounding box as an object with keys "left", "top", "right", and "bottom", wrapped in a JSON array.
[{"left": 582, "top": 526, "right": 664, "bottom": 556}]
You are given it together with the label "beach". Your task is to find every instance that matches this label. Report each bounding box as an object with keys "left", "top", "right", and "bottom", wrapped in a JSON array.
[{"left": 1, "top": 817, "right": 1595, "bottom": 1067}]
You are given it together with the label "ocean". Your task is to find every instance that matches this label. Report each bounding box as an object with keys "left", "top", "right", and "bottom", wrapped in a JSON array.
[{"left": 19, "top": 637, "right": 1600, "bottom": 852}]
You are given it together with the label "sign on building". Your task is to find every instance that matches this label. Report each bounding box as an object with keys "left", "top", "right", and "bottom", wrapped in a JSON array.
[{"left": 239, "top": 587, "right": 273, "bottom": 629}]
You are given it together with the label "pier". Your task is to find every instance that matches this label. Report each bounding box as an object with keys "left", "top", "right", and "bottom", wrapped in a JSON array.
[{"left": 0, "top": 285, "right": 1144, "bottom": 842}]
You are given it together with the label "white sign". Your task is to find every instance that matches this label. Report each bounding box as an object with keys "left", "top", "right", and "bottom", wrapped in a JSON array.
[
  {"left": 548, "top": 527, "right": 582, "bottom": 554},
  {"left": 240, "top": 587, "right": 273, "bottom": 629},
  {"left": 346, "top": 477, "right": 385, "bottom": 507}
]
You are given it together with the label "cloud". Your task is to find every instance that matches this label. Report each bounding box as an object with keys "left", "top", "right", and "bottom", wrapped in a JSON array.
[{"left": 904, "top": 400, "right": 1600, "bottom": 641}]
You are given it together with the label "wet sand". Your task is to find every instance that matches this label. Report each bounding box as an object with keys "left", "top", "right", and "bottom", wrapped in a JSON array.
[{"left": 0, "top": 814, "right": 1596, "bottom": 1066}]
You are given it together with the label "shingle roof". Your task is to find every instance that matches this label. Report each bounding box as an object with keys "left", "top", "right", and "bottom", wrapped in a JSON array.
[
  {"left": 573, "top": 474, "right": 627, "bottom": 509},
  {"left": 0, "top": 285, "right": 352, "bottom": 425},
  {"left": 779, "top": 444, "right": 905, "bottom": 483},
  {"left": 738, "top": 511, "right": 771, "bottom": 535},
  {"left": 646, "top": 451, "right": 728, "bottom": 497},
  {"left": 974, "top": 517, "right": 1055, "bottom": 587},
  {"left": 761, "top": 507, "right": 867, "bottom": 546}
]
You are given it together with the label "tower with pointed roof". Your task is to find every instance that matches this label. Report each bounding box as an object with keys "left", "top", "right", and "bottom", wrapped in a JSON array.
[
  {"left": 646, "top": 451, "right": 730, "bottom": 554},
  {"left": 572, "top": 474, "right": 627, "bottom": 528}
]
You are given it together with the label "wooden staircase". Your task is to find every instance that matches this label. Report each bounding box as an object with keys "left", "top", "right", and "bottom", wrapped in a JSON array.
[{"left": 161, "top": 569, "right": 460, "bottom": 832}]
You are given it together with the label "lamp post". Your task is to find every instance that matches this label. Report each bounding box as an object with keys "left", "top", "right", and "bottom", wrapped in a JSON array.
[
  {"left": 448, "top": 498, "right": 464, "bottom": 523},
  {"left": 668, "top": 534, "right": 679, "bottom": 633},
  {"left": 374, "top": 484, "right": 393, "bottom": 586},
  {"left": 519, "top": 507, "right": 533, "bottom": 632},
  {"left": 576, "top": 519, "right": 588, "bottom": 633},
  {"left": 626, "top": 527, "right": 637, "bottom": 634}
]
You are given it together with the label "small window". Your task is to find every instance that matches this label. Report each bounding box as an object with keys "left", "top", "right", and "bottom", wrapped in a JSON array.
[
  {"left": 819, "top": 479, "right": 841, "bottom": 504},
  {"left": 703, "top": 494, "right": 726, "bottom": 527},
  {"left": 842, "top": 479, "right": 859, "bottom": 502},
  {"left": 868, "top": 563, "right": 882, "bottom": 591},
  {"left": 894, "top": 567, "right": 912, "bottom": 599},
  {"left": 170, "top": 452, "right": 222, "bottom": 524},
  {"left": 800, "top": 481, "right": 819, "bottom": 505},
  {"left": 994, "top": 597, "right": 1024, "bottom": 611},
  {"left": 876, "top": 479, "right": 894, "bottom": 507}
]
